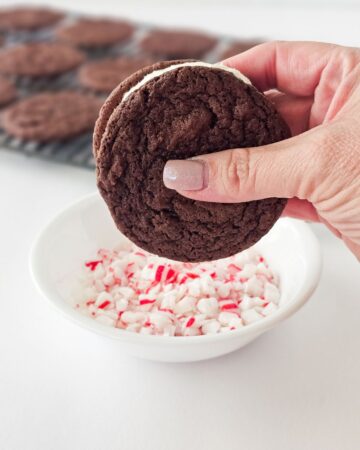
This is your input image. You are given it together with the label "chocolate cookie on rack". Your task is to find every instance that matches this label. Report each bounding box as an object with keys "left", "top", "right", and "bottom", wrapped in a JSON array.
[
  {"left": 2, "top": 91, "right": 102, "bottom": 142},
  {"left": 140, "top": 29, "right": 217, "bottom": 59},
  {"left": 0, "top": 6, "right": 64, "bottom": 31},
  {"left": 0, "top": 76, "right": 17, "bottom": 106},
  {"left": 78, "top": 56, "right": 155, "bottom": 94},
  {"left": 0, "top": 42, "right": 85, "bottom": 78},
  {"left": 56, "top": 18, "right": 134, "bottom": 49}
]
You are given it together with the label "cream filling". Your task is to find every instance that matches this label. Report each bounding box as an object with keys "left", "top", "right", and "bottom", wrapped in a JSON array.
[{"left": 121, "top": 61, "right": 251, "bottom": 104}]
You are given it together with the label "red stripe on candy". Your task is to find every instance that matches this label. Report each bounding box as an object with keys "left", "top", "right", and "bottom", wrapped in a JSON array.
[
  {"left": 159, "top": 308, "right": 174, "bottom": 314},
  {"left": 155, "top": 265, "right": 165, "bottom": 282},
  {"left": 139, "top": 299, "right": 156, "bottom": 305},
  {"left": 166, "top": 268, "right": 176, "bottom": 282},
  {"left": 228, "top": 263, "right": 241, "bottom": 271},
  {"left": 98, "top": 300, "right": 111, "bottom": 309},
  {"left": 221, "top": 303, "right": 238, "bottom": 310},
  {"left": 85, "top": 260, "right": 102, "bottom": 271},
  {"left": 186, "top": 273, "right": 199, "bottom": 279}
]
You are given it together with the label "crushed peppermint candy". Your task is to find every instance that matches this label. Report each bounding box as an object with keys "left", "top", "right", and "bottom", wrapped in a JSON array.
[{"left": 74, "top": 245, "right": 281, "bottom": 336}]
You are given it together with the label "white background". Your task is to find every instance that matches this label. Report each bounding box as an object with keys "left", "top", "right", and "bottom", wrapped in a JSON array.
[{"left": 1, "top": 1, "right": 360, "bottom": 450}]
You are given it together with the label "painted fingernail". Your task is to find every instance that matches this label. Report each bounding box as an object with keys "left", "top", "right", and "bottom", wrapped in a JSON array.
[{"left": 163, "top": 160, "right": 208, "bottom": 191}]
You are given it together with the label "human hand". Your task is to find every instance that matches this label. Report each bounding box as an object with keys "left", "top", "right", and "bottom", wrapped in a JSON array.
[{"left": 163, "top": 41, "right": 360, "bottom": 259}]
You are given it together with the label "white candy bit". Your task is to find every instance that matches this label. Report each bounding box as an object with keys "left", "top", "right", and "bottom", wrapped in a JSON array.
[
  {"left": 96, "top": 292, "right": 113, "bottom": 307},
  {"left": 197, "top": 297, "right": 219, "bottom": 315},
  {"left": 141, "top": 265, "right": 156, "bottom": 281},
  {"left": 200, "top": 275, "right": 215, "bottom": 295},
  {"left": 162, "top": 324, "right": 176, "bottom": 337},
  {"left": 264, "top": 283, "right": 280, "bottom": 304},
  {"left": 174, "top": 296, "right": 197, "bottom": 314},
  {"left": 121, "top": 311, "right": 145, "bottom": 324},
  {"left": 92, "top": 264, "right": 105, "bottom": 279},
  {"left": 148, "top": 284, "right": 161, "bottom": 295},
  {"left": 232, "top": 281, "right": 244, "bottom": 292},
  {"left": 218, "top": 312, "right": 240, "bottom": 326},
  {"left": 202, "top": 320, "right": 221, "bottom": 335},
  {"left": 252, "top": 297, "right": 266, "bottom": 307},
  {"left": 115, "top": 298, "right": 128, "bottom": 312},
  {"left": 244, "top": 276, "right": 264, "bottom": 297},
  {"left": 220, "top": 326, "right": 234, "bottom": 333},
  {"left": 115, "top": 287, "right": 135, "bottom": 301},
  {"left": 175, "top": 284, "right": 188, "bottom": 300},
  {"left": 187, "top": 280, "right": 201, "bottom": 297},
  {"left": 241, "top": 309, "right": 263, "bottom": 324},
  {"left": 241, "top": 264, "right": 257, "bottom": 279},
  {"left": 76, "top": 245, "right": 280, "bottom": 336},
  {"left": 161, "top": 292, "right": 177, "bottom": 310},
  {"left": 183, "top": 327, "right": 201, "bottom": 337},
  {"left": 261, "top": 302, "right": 278, "bottom": 316},
  {"left": 217, "top": 283, "right": 231, "bottom": 298},
  {"left": 229, "top": 316, "right": 243, "bottom": 328},
  {"left": 239, "top": 295, "right": 253, "bottom": 311},
  {"left": 149, "top": 312, "right": 171, "bottom": 331}
]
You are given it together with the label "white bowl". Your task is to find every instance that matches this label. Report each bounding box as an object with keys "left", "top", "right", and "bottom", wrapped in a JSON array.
[{"left": 30, "top": 192, "right": 322, "bottom": 363}]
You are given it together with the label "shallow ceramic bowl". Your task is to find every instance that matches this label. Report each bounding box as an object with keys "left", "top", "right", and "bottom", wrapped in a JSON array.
[{"left": 30, "top": 192, "right": 322, "bottom": 362}]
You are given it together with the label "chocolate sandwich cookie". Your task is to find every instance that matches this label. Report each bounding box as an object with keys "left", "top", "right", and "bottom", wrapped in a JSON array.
[
  {"left": 0, "top": 42, "right": 85, "bottom": 78},
  {"left": 94, "top": 61, "right": 290, "bottom": 262},
  {"left": 140, "top": 30, "right": 217, "bottom": 59},
  {"left": 78, "top": 56, "right": 155, "bottom": 94},
  {"left": 2, "top": 91, "right": 102, "bottom": 141},
  {"left": 0, "top": 6, "right": 64, "bottom": 31},
  {"left": 0, "top": 76, "right": 17, "bottom": 106},
  {"left": 221, "top": 40, "right": 262, "bottom": 60},
  {"left": 55, "top": 18, "right": 134, "bottom": 49}
]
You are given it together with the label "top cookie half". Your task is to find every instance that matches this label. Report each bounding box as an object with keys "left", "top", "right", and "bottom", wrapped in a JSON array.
[{"left": 94, "top": 60, "right": 290, "bottom": 262}]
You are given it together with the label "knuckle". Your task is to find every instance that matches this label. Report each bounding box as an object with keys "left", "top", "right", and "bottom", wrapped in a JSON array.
[{"left": 221, "top": 148, "right": 251, "bottom": 199}]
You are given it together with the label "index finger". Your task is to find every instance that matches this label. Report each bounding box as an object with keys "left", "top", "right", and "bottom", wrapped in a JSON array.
[{"left": 222, "top": 41, "right": 335, "bottom": 96}]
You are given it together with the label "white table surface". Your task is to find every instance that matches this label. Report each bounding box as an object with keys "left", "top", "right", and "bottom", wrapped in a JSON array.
[{"left": 1, "top": 3, "right": 360, "bottom": 450}]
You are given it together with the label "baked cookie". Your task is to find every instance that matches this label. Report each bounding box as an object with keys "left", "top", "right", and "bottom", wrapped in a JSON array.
[
  {"left": 0, "top": 76, "right": 17, "bottom": 106},
  {"left": 94, "top": 61, "right": 290, "bottom": 262},
  {"left": 2, "top": 91, "right": 102, "bottom": 141},
  {"left": 55, "top": 18, "right": 134, "bottom": 48},
  {"left": 140, "top": 30, "right": 217, "bottom": 59},
  {"left": 221, "top": 40, "right": 262, "bottom": 60},
  {"left": 0, "top": 42, "right": 85, "bottom": 78},
  {"left": 0, "top": 6, "right": 64, "bottom": 31},
  {"left": 78, "top": 56, "right": 155, "bottom": 94}
]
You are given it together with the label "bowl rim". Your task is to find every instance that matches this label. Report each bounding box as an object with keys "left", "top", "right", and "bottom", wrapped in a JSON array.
[{"left": 29, "top": 192, "right": 322, "bottom": 345}]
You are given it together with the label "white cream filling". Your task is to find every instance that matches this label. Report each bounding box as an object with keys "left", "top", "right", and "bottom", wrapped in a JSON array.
[{"left": 121, "top": 61, "right": 251, "bottom": 104}]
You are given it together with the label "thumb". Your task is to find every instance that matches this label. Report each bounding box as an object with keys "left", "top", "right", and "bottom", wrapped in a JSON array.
[{"left": 163, "top": 129, "right": 322, "bottom": 203}]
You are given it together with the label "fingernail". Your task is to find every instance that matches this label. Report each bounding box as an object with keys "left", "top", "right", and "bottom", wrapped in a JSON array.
[{"left": 163, "top": 160, "right": 208, "bottom": 191}]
